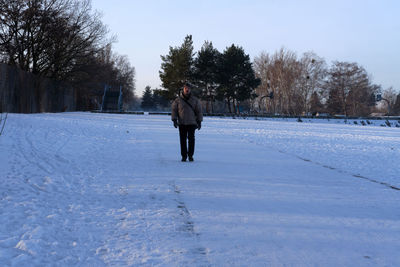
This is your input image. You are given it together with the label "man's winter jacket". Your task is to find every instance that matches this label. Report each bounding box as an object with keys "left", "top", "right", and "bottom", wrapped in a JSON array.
[{"left": 171, "top": 92, "right": 203, "bottom": 126}]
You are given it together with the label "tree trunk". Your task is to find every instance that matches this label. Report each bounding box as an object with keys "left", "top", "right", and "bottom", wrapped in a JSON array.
[
  {"left": 233, "top": 99, "right": 237, "bottom": 114},
  {"left": 227, "top": 98, "right": 232, "bottom": 113}
]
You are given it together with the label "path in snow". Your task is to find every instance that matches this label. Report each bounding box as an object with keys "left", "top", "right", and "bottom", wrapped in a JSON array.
[{"left": 0, "top": 113, "right": 399, "bottom": 266}]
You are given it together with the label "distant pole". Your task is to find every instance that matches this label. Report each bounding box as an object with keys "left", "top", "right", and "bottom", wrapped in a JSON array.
[
  {"left": 118, "top": 86, "right": 123, "bottom": 112},
  {"left": 101, "top": 84, "right": 108, "bottom": 112}
]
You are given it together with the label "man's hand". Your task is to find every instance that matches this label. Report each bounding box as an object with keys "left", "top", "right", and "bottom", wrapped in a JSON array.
[
  {"left": 197, "top": 121, "right": 201, "bottom": 130},
  {"left": 173, "top": 120, "right": 178, "bottom": 128}
]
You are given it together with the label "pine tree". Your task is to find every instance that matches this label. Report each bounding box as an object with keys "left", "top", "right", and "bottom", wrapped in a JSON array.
[
  {"left": 159, "top": 35, "right": 195, "bottom": 100},
  {"left": 217, "top": 44, "right": 260, "bottom": 113},
  {"left": 141, "top": 86, "right": 155, "bottom": 111},
  {"left": 193, "top": 41, "right": 221, "bottom": 113}
]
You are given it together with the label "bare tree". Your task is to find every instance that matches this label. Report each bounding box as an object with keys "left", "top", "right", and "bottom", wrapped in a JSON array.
[
  {"left": 0, "top": 0, "right": 109, "bottom": 80},
  {"left": 325, "top": 61, "right": 379, "bottom": 116},
  {"left": 72, "top": 43, "right": 136, "bottom": 110},
  {"left": 114, "top": 54, "right": 136, "bottom": 108},
  {"left": 393, "top": 93, "right": 400, "bottom": 115},
  {"left": 380, "top": 87, "right": 397, "bottom": 115},
  {"left": 254, "top": 50, "right": 383, "bottom": 117},
  {"left": 309, "top": 91, "right": 324, "bottom": 115},
  {"left": 254, "top": 48, "right": 305, "bottom": 115},
  {"left": 253, "top": 52, "right": 272, "bottom": 113},
  {"left": 1, "top": 0, "right": 136, "bottom": 111},
  {"left": 297, "top": 52, "right": 327, "bottom": 115}
]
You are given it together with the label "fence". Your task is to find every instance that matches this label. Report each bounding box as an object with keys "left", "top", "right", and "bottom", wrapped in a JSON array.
[{"left": 0, "top": 63, "right": 76, "bottom": 113}]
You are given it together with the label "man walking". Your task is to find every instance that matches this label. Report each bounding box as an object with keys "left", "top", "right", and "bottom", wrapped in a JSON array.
[{"left": 171, "top": 82, "right": 203, "bottom": 162}]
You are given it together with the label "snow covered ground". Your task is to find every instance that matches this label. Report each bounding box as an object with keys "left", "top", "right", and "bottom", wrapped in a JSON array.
[{"left": 0, "top": 112, "right": 399, "bottom": 266}]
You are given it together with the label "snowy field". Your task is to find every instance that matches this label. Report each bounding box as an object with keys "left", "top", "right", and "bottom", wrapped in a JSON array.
[{"left": 0, "top": 112, "right": 399, "bottom": 266}]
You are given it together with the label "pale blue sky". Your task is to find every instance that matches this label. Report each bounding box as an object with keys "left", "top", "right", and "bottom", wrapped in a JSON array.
[{"left": 91, "top": 0, "right": 400, "bottom": 96}]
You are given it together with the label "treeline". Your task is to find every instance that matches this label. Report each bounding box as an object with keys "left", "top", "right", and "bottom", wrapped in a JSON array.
[
  {"left": 140, "top": 86, "right": 169, "bottom": 111},
  {"left": 158, "top": 35, "right": 260, "bottom": 114},
  {"left": 156, "top": 35, "right": 400, "bottom": 116},
  {"left": 254, "top": 49, "right": 388, "bottom": 116},
  {"left": 0, "top": 0, "right": 135, "bottom": 111}
]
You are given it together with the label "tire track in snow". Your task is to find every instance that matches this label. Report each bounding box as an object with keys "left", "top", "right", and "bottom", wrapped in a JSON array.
[
  {"left": 217, "top": 126, "right": 400, "bottom": 192},
  {"left": 171, "top": 181, "right": 211, "bottom": 265},
  {"left": 132, "top": 122, "right": 211, "bottom": 265},
  {"left": 294, "top": 155, "right": 400, "bottom": 191}
]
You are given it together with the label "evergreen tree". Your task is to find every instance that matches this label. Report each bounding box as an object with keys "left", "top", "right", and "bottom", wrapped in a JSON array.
[
  {"left": 193, "top": 41, "right": 221, "bottom": 113},
  {"left": 309, "top": 91, "right": 324, "bottom": 115},
  {"left": 159, "top": 35, "right": 195, "bottom": 100},
  {"left": 217, "top": 44, "right": 260, "bottom": 113},
  {"left": 141, "top": 86, "right": 155, "bottom": 110},
  {"left": 153, "top": 89, "right": 170, "bottom": 110}
]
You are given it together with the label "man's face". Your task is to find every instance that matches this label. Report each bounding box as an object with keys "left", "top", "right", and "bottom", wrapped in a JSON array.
[{"left": 183, "top": 85, "right": 190, "bottom": 95}]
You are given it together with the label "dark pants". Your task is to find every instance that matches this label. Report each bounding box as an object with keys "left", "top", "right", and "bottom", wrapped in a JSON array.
[{"left": 179, "top": 125, "right": 196, "bottom": 159}]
